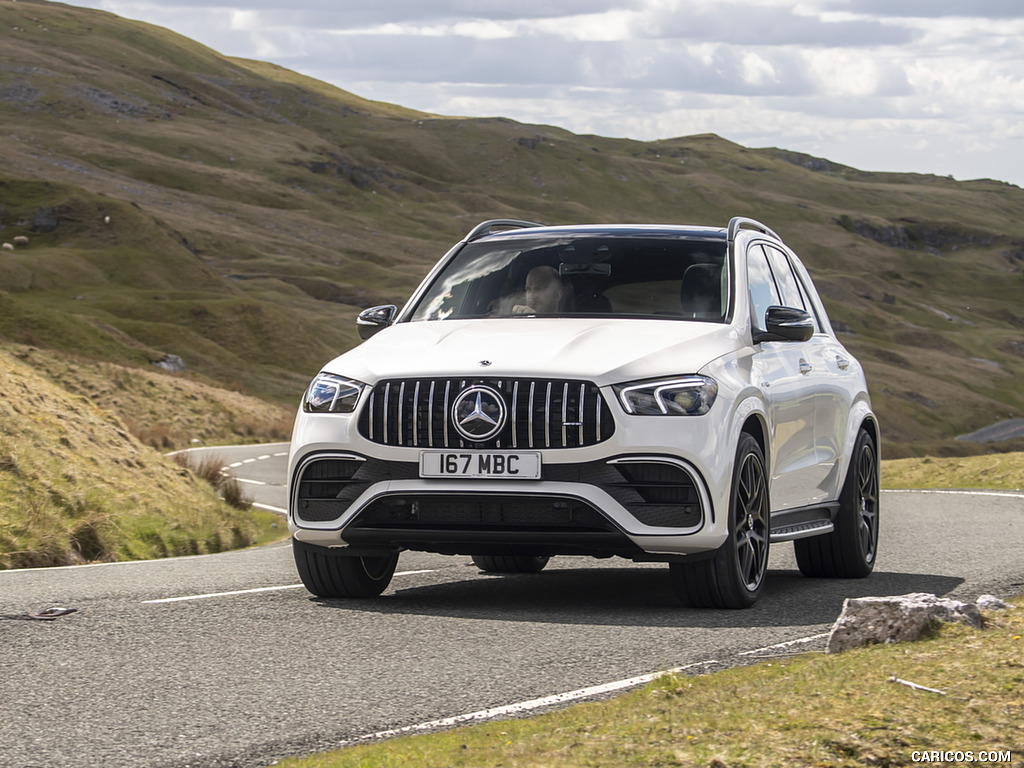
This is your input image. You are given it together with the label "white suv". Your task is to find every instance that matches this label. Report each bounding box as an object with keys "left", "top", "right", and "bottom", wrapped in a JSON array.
[{"left": 287, "top": 218, "right": 879, "bottom": 608}]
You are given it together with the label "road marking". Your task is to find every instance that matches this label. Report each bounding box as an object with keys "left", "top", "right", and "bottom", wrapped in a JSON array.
[
  {"left": 235, "top": 477, "right": 267, "bottom": 486},
  {"left": 884, "top": 488, "right": 1024, "bottom": 499},
  {"left": 143, "top": 584, "right": 306, "bottom": 603},
  {"left": 343, "top": 659, "right": 721, "bottom": 746},
  {"left": 739, "top": 632, "right": 830, "bottom": 656},
  {"left": 253, "top": 502, "right": 287, "bottom": 514},
  {"left": 141, "top": 569, "right": 435, "bottom": 603}
]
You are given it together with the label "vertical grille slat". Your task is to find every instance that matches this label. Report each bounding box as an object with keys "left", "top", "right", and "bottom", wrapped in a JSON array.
[
  {"left": 427, "top": 381, "right": 436, "bottom": 448},
  {"left": 412, "top": 382, "right": 420, "bottom": 446},
  {"left": 544, "top": 382, "right": 552, "bottom": 448},
  {"left": 511, "top": 381, "right": 519, "bottom": 449},
  {"left": 528, "top": 382, "right": 536, "bottom": 449},
  {"left": 578, "top": 383, "right": 586, "bottom": 445},
  {"left": 359, "top": 377, "right": 614, "bottom": 450},
  {"left": 398, "top": 382, "right": 407, "bottom": 445},
  {"left": 561, "top": 383, "right": 569, "bottom": 447},
  {"left": 443, "top": 380, "right": 451, "bottom": 447}
]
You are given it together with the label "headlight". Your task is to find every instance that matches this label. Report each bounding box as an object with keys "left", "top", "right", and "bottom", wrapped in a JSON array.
[
  {"left": 303, "top": 373, "right": 365, "bottom": 413},
  {"left": 614, "top": 376, "right": 718, "bottom": 416}
]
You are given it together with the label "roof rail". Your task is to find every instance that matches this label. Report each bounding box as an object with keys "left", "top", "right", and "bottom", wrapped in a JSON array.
[
  {"left": 728, "top": 216, "right": 781, "bottom": 244},
  {"left": 465, "top": 219, "right": 544, "bottom": 242}
]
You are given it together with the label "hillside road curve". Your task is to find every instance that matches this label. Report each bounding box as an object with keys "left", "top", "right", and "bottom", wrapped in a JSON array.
[{"left": 1, "top": 446, "right": 1023, "bottom": 768}]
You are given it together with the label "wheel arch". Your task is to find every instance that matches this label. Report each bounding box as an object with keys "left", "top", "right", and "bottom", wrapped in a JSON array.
[{"left": 739, "top": 410, "right": 769, "bottom": 477}]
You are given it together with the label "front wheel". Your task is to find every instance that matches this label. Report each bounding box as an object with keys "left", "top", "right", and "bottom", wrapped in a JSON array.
[
  {"left": 292, "top": 538, "right": 398, "bottom": 598},
  {"left": 670, "top": 433, "right": 770, "bottom": 608},
  {"left": 795, "top": 428, "right": 879, "bottom": 578}
]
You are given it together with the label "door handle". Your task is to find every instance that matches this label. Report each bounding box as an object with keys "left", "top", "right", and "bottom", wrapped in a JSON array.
[{"left": 799, "top": 360, "right": 813, "bottom": 375}]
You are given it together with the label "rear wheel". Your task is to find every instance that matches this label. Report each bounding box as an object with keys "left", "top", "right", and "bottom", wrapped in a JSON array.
[
  {"left": 292, "top": 538, "right": 398, "bottom": 598},
  {"left": 472, "top": 554, "right": 550, "bottom": 573},
  {"left": 670, "top": 433, "right": 769, "bottom": 609},
  {"left": 795, "top": 428, "right": 879, "bottom": 578}
]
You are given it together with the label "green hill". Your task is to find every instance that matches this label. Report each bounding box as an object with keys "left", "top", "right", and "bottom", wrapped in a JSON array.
[{"left": 3, "top": 0, "right": 1024, "bottom": 459}]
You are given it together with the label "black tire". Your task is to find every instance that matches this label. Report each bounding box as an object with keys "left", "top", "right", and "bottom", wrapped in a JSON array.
[
  {"left": 794, "top": 428, "right": 879, "bottom": 578},
  {"left": 471, "top": 554, "right": 550, "bottom": 573},
  {"left": 292, "top": 538, "right": 398, "bottom": 598},
  {"left": 670, "top": 433, "right": 770, "bottom": 609}
]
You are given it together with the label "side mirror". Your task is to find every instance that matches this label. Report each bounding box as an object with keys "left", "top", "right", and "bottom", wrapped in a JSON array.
[
  {"left": 755, "top": 306, "right": 815, "bottom": 343},
  {"left": 356, "top": 304, "right": 398, "bottom": 340}
]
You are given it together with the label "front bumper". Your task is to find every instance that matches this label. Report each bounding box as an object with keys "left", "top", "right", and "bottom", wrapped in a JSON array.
[{"left": 287, "top": 403, "right": 735, "bottom": 558}]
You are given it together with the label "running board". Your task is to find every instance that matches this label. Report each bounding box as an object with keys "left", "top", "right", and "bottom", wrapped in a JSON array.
[{"left": 770, "top": 520, "right": 834, "bottom": 542}]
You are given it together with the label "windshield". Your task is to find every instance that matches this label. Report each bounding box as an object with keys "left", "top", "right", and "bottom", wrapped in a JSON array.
[{"left": 408, "top": 234, "right": 729, "bottom": 322}]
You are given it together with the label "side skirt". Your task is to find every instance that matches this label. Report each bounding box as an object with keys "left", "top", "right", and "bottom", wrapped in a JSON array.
[{"left": 769, "top": 503, "right": 839, "bottom": 543}]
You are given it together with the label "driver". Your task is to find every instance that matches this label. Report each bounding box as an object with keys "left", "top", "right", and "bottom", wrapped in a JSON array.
[{"left": 513, "top": 265, "right": 570, "bottom": 314}]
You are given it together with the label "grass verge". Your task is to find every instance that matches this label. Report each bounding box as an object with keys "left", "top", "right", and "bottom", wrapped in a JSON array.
[
  {"left": 277, "top": 599, "right": 1023, "bottom": 768},
  {"left": 882, "top": 452, "right": 1024, "bottom": 491},
  {"left": 170, "top": 450, "right": 252, "bottom": 510},
  {"left": 0, "top": 347, "right": 286, "bottom": 568}
]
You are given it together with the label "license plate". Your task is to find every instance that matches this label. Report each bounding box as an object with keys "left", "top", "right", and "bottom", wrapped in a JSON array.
[{"left": 419, "top": 451, "right": 541, "bottom": 479}]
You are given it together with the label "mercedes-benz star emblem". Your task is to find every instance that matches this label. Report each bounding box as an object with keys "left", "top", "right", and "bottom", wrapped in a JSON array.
[{"left": 452, "top": 385, "right": 506, "bottom": 442}]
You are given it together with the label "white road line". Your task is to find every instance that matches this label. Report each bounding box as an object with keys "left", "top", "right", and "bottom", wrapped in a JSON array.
[
  {"left": 141, "top": 569, "right": 435, "bottom": 604},
  {"left": 253, "top": 502, "right": 287, "bottom": 514},
  {"left": 235, "top": 477, "right": 267, "bottom": 486},
  {"left": 738, "top": 632, "right": 830, "bottom": 656},
  {"left": 884, "top": 488, "right": 1024, "bottom": 499},
  {"left": 343, "top": 659, "right": 720, "bottom": 746},
  {"left": 143, "top": 584, "right": 306, "bottom": 603}
]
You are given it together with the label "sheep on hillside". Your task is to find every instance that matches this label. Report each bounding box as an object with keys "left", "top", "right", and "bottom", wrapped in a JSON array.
[
  {"left": 1, "top": 243, "right": 13, "bottom": 251},
  {"left": 12, "top": 235, "right": 28, "bottom": 246}
]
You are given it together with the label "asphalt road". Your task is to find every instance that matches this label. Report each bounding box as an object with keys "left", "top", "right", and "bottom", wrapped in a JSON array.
[{"left": 2, "top": 446, "right": 1023, "bottom": 768}]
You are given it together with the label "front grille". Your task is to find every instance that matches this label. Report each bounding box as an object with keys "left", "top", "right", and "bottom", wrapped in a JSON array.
[{"left": 358, "top": 377, "right": 614, "bottom": 449}]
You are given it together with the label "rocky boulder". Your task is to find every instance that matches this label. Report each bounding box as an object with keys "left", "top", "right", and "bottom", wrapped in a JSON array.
[{"left": 826, "top": 592, "right": 985, "bottom": 654}]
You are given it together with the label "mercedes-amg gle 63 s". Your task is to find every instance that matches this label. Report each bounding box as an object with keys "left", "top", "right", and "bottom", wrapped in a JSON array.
[{"left": 288, "top": 217, "right": 879, "bottom": 608}]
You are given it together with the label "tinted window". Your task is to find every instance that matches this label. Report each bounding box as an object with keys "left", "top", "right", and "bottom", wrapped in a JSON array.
[{"left": 408, "top": 235, "right": 729, "bottom": 322}]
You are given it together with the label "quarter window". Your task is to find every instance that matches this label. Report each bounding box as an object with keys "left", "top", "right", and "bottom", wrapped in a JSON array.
[
  {"left": 763, "top": 246, "right": 806, "bottom": 311},
  {"left": 746, "top": 244, "right": 781, "bottom": 332}
]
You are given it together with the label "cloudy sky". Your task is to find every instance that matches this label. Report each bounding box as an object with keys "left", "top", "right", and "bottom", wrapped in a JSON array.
[{"left": 67, "top": 0, "right": 1024, "bottom": 187}]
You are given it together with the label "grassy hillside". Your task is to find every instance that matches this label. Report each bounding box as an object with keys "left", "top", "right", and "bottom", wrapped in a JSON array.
[
  {"left": 2, "top": 0, "right": 1024, "bottom": 461},
  {"left": 0, "top": 344, "right": 284, "bottom": 568}
]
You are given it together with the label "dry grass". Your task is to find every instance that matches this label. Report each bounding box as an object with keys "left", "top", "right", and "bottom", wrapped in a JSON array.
[
  {"left": 0, "top": 347, "right": 281, "bottom": 568},
  {"left": 170, "top": 451, "right": 251, "bottom": 510},
  {"left": 11, "top": 344, "right": 296, "bottom": 451},
  {"left": 883, "top": 452, "right": 1024, "bottom": 490}
]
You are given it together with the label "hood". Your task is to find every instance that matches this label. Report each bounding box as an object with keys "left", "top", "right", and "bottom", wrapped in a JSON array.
[{"left": 322, "top": 318, "right": 743, "bottom": 386}]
